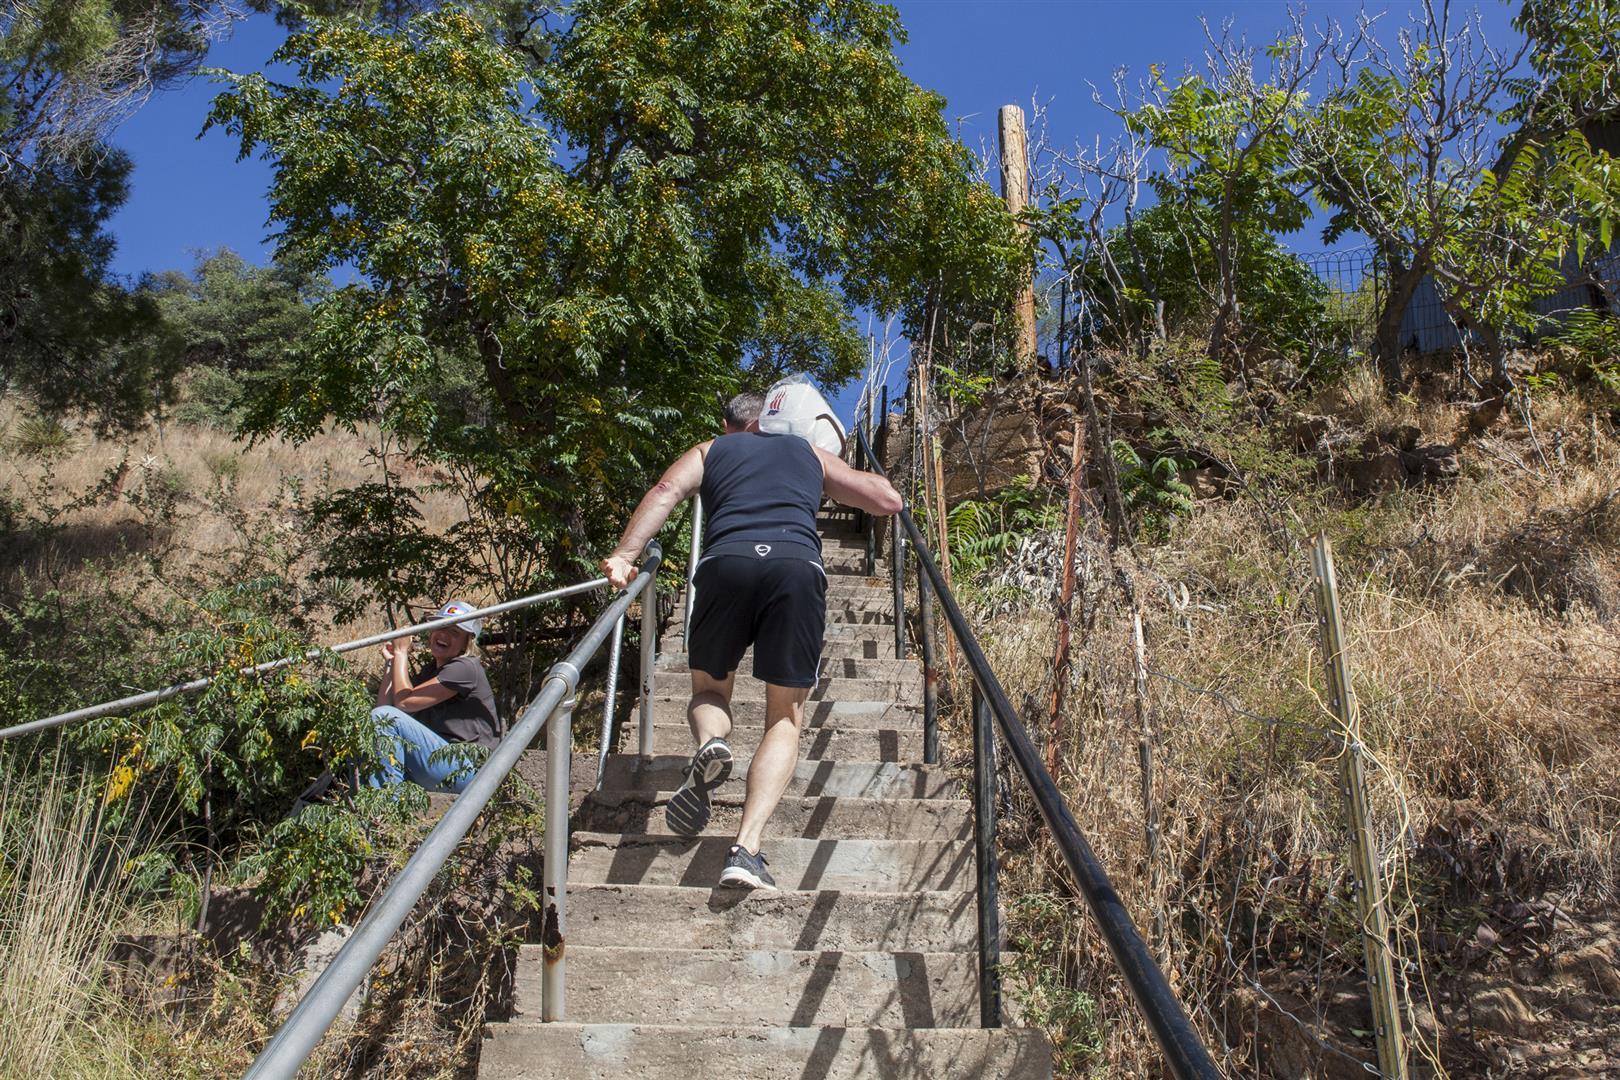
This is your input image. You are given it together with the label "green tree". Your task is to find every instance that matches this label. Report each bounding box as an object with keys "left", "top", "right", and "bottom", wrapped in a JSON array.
[
  {"left": 0, "top": 150, "right": 176, "bottom": 428},
  {"left": 207, "top": 1, "right": 1023, "bottom": 581},
  {"left": 139, "top": 248, "right": 329, "bottom": 427},
  {"left": 1123, "top": 21, "right": 1324, "bottom": 373},
  {"left": 1295, "top": 0, "right": 1620, "bottom": 390},
  {"left": 1, "top": 0, "right": 238, "bottom": 427},
  {"left": 1071, "top": 201, "right": 1330, "bottom": 362}
]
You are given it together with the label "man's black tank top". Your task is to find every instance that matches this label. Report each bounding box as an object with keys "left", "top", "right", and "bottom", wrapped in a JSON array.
[{"left": 699, "top": 432, "right": 823, "bottom": 559}]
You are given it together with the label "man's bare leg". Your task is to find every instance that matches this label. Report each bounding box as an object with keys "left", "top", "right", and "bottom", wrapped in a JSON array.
[
  {"left": 666, "top": 669, "right": 738, "bottom": 836},
  {"left": 734, "top": 682, "right": 811, "bottom": 854},
  {"left": 688, "top": 669, "right": 736, "bottom": 747}
]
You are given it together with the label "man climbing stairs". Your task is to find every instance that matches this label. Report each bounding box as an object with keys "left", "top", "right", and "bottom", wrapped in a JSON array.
[{"left": 481, "top": 516, "right": 1053, "bottom": 1078}]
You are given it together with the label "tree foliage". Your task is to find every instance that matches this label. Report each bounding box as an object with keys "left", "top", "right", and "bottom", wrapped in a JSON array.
[
  {"left": 1072, "top": 201, "right": 1329, "bottom": 359},
  {"left": 1296, "top": 0, "right": 1620, "bottom": 389},
  {"left": 1, "top": 0, "right": 237, "bottom": 428},
  {"left": 207, "top": 1, "right": 1024, "bottom": 581},
  {"left": 1122, "top": 24, "right": 1323, "bottom": 371}
]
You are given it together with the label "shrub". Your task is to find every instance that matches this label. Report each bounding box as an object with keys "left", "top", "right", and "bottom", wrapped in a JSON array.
[
  {"left": 172, "top": 367, "right": 246, "bottom": 430},
  {"left": 6, "top": 414, "right": 77, "bottom": 458}
]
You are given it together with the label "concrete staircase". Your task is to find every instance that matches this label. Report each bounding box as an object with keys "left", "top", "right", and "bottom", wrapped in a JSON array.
[{"left": 481, "top": 517, "right": 1052, "bottom": 1078}]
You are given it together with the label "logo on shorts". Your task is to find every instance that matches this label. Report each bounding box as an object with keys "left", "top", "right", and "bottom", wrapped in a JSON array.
[{"left": 754, "top": 544, "right": 772, "bottom": 557}]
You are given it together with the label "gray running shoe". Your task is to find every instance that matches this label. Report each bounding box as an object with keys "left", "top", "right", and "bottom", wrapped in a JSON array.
[
  {"left": 665, "top": 736, "right": 733, "bottom": 836},
  {"left": 718, "top": 844, "right": 777, "bottom": 891}
]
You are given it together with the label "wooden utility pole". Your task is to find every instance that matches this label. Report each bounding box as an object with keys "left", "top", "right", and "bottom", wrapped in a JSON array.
[
  {"left": 1312, "top": 534, "right": 1409, "bottom": 1080},
  {"left": 998, "top": 104, "right": 1038, "bottom": 369}
]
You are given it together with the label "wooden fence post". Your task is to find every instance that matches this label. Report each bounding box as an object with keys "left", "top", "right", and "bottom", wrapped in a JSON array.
[
  {"left": 998, "top": 103, "right": 1037, "bottom": 369},
  {"left": 1312, "top": 533, "right": 1409, "bottom": 1080}
]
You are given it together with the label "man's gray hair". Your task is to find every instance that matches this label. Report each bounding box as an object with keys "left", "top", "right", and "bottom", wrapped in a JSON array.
[{"left": 724, "top": 391, "right": 765, "bottom": 428}]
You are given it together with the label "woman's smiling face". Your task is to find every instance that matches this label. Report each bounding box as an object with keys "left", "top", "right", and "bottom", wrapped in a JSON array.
[{"left": 427, "top": 626, "right": 470, "bottom": 664}]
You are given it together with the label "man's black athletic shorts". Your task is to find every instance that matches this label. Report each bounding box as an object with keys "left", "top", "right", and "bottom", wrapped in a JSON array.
[{"left": 688, "top": 548, "right": 827, "bottom": 688}]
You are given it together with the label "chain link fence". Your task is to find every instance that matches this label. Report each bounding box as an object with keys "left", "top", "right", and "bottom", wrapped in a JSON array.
[{"left": 1298, "top": 245, "right": 1620, "bottom": 356}]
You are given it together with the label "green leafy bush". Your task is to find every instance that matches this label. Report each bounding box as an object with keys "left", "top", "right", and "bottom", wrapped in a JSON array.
[
  {"left": 5, "top": 414, "right": 78, "bottom": 458},
  {"left": 172, "top": 367, "right": 246, "bottom": 430},
  {"left": 945, "top": 478, "right": 1059, "bottom": 580},
  {"left": 1111, "top": 440, "right": 1194, "bottom": 541}
]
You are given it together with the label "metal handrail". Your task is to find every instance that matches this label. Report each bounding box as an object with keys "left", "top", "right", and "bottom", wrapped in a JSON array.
[
  {"left": 244, "top": 543, "right": 662, "bottom": 1078},
  {"left": 685, "top": 494, "right": 703, "bottom": 633},
  {"left": 854, "top": 426, "right": 1220, "bottom": 1080},
  {"left": 1, "top": 580, "right": 611, "bottom": 742}
]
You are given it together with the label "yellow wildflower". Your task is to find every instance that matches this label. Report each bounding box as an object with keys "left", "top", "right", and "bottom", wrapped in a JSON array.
[{"left": 105, "top": 765, "right": 135, "bottom": 803}]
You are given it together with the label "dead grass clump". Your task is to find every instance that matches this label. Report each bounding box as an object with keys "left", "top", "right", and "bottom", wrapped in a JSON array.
[
  {"left": 0, "top": 754, "right": 154, "bottom": 1078},
  {"left": 950, "top": 454, "right": 1619, "bottom": 1075}
]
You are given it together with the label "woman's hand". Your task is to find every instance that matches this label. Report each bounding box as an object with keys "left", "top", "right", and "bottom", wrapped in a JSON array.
[
  {"left": 602, "top": 554, "right": 638, "bottom": 589},
  {"left": 380, "top": 641, "right": 395, "bottom": 663}
]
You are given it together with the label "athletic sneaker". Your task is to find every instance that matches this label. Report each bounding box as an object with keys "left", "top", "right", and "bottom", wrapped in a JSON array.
[
  {"left": 718, "top": 845, "right": 777, "bottom": 891},
  {"left": 665, "top": 736, "right": 733, "bottom": 836}
]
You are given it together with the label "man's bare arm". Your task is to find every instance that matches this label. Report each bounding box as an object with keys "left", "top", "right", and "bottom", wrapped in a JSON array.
[
  {"left": 602, "top": 442, "right": 710, "bottom": 586},
  {"left": 815, "top": 447, "right": 903, "bottom": 516}
]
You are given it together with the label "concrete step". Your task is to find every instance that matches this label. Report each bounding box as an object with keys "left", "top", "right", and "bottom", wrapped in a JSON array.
[
  {"left": 481, "top": 1023, "right": 1051, "bottom": 1079},
  {"left": 561, "top": 883, "right": 979, "bottom": 951},
  {"left": 509, "top": 946, "right": 980, "bottom": 1028},
  {"left": 642, "top": 696, "right": 921, "bottom": 730},
  {"left": 656, "top": 655, "right": 918, "bottom": 679},
  {"left": 636, "top": 722, "right": 920, "bottom": 760},
  {"left": 651, "top": 668, "right": 921, "bottom": 697},
  {"left": 591, "top": 756, "right": 956, "bottom": 798},
  {"left": 648, "top": 673, "right": 920, "bottom": 703},
  {"left": 575, "top": 792, "right": 970, "bottom": 841},
  {"left": 568, "top": 834, "right": 972, "bottom": 893},
  {"left": 635, "top": 718, "right": 926, "bottom": 761}
]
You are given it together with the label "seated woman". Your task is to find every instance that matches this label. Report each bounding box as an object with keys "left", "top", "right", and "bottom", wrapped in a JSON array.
[{"left": 370, "top": 600, "right": 502, "bottom": 793}]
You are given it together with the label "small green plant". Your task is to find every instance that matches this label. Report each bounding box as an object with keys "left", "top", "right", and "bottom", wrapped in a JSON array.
[
  {"left": 6, "top": 414, "right": 77, "bottom": 458},
  {"left": 945, "top": 478, "right": 1059, "bottom": 580},
  {"left": 1111, "top": 440, "right": 1195, "bottom": 541},
  {"left": 1002, "top": 893, "right": 1106, "bottom": 1075},
  {"left": 236, "top": 785, "right": 425, "bottom": 926},
  {"left": 934, "top": 363, "right": 995, "bottom": 410}
]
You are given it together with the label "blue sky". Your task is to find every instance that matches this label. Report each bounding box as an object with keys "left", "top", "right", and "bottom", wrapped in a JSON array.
[{"left": 102, "top": 0, "right": 1521, "bottom": 419}]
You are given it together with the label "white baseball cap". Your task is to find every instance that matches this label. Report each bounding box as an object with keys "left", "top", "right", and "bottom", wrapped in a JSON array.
[{"left": 435, "top": 599, "right": 483, "bottom": 638}]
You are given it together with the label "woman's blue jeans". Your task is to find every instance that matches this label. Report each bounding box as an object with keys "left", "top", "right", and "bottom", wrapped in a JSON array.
[{"left": 369, "top": 706, "right": 477, "bottom": 793}]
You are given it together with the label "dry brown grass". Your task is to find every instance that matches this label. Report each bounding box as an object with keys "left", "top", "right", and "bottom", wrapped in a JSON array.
[
  {"left": 0, "top": 753, "right": 153, "bottom": 1078},
  {"left": 943, "top": 378, "right": 1620, "bottom": 1077},
  {"left": 0, "top": 401, "right": 465, "bottom": 640}
]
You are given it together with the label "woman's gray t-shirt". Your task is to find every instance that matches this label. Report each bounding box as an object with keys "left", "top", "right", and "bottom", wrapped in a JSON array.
[{"left": 411, "top": 655, "right": 502, "bottom": 749}]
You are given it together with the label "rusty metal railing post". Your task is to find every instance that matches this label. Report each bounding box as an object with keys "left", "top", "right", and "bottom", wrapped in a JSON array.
[
  {"left": 542, "top": 692, "right": 576, "bottom": 1020},
  {"left": 972, "top": 681, "right": 1003, "bottom": 1027},
  {"left": 918, "top": 558, "right": 939, "bottom": 765}
]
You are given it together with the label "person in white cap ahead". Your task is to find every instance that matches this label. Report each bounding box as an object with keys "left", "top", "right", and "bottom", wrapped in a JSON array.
[{"left": 368, "top": 599, "right": 502, "bottom": 793}]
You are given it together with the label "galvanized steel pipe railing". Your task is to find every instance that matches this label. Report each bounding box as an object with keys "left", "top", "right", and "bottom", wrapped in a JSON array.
[
  {"left": 2, "top": 580, "right": 612, "bottom": 742},
  {"left": 244, "top": 542, "right": 662, "bottom": 1080},
  {"left": 853, "top": 427, "right": 1220, "bottom": 1080},
  {"left": 592, "top": 612, "right": 627, "bottom": 790},
  {"left": 684, "top": 495, "right": 703, "bottom": 634}
]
